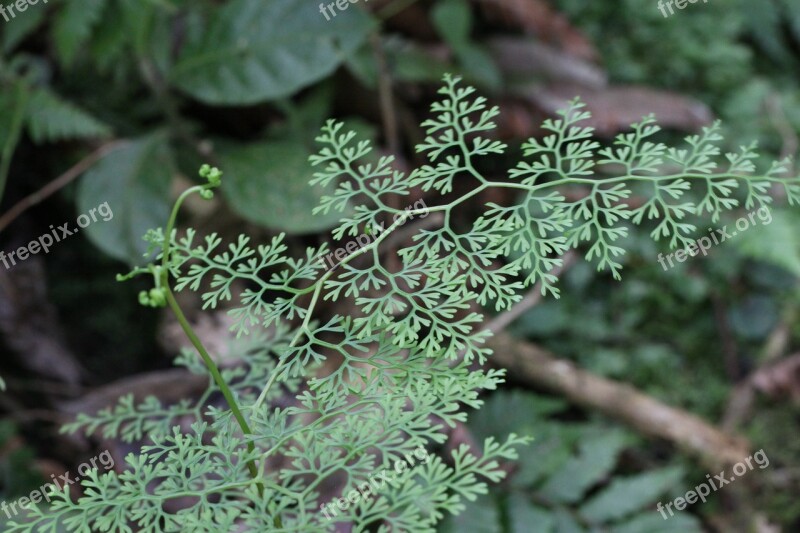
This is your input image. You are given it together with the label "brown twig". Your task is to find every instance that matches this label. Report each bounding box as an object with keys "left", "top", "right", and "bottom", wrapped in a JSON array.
[
  {"left": 721, "top": 305, "right": 796, "bottom": 431},
  {"left": 0, "top": 141, "right": 125, "bottom": 233},
  {"left": 482, "top": 254, "right": 750, "bottom": 470},
  {"left": 370, "top": 33, "right": 401, "bottom": 157},
  {"left": 711, "top": 292, "right": 740, "bottom": 381},
  {"left": 370, "top": 30, "right": 406, "bottom": 274},
  {"left": 488, "top": 333, "right": 751, "bottom": 469}
]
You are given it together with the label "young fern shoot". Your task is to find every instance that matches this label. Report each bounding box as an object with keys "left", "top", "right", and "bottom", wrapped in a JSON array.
[{"left": 12, "top": 75, "right": 799, "bottom": 532}]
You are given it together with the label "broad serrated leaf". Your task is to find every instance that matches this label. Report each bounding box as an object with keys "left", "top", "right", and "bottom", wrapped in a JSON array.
[
  {"left": 0, "top": 83, "right": 21, "bottom": 151},
  {"left": 613, "top": 510, "right": 703, "bottom": 533},
  {"left": 77, "top": 133, "right": 173, "bottom": 264},
  {"left": 171, "top": 0, "right": 374, "bottom": 105},
  {"left": 431, "top": 0, "right": 471, "bottom": 49},
  {"left": 507, "top": 494, "right": 555, "bottom": 533},
  {"left": 468, "top": 390, "right": 566, "bottom": 442},
  {"left": 347, "top": 36, "right": 453, "bottom": 87},
  {"left": 732, "top": 208, "right": 800, "bottom": 275},
  {"left": 438, "top": 494, "right": 500, "bottom": 533},
  {"left": 219, "top": 140, "right": 347, "bottom": 234},
  {"left": 53, "top": 0, "right": 108, "bottom": 65},
  {"left": 26, "top": 89, "right": 111, "bottom": 144},
  {"left": 538, "top": 429, "right": 630, "bottom": 504},
  {"left": 2, "top": 2, "right": 48, "bottom": 53},
  {"left": 578, "top": 466, "right": 685, "bottom": 523}
]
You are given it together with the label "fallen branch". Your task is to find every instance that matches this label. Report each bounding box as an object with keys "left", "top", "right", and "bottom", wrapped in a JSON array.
[{"left": 487, "top": 332, "right": 751, "bottom": 469}]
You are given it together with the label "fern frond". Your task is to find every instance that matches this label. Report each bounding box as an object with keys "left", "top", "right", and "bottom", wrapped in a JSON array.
[
  {"left": 53, "top": 0, "right": 109, "bottom": 65},
  {"left": 26, "top": 88, "right": 111, "bottom": 144},
  {"left": 30, "top": 75, "right": 800, "bottom": 533}
]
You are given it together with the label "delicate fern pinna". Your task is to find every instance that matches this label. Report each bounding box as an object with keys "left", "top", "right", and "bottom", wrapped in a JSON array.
[{"left": 12, "top": 75, "right": 800, "bottom": 532}]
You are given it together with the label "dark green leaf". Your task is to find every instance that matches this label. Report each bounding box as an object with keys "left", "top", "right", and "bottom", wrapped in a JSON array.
[
  {"left": 552, "top": 508, "right": 585, "bottom": 533},
  {"left": 455, "top": 43, "right": 502, "bottom": 91},
  {"left": 578, "top": 466, "right": 685, "bottom": 523},
  {"left": 507, "top": 494, "right": 554, "bottom": 533},
  {"left": 77, "top": 134, "right": 173, "bottom": 264},
  {"left": 431, "top": 0, "right": 471, "bottom": 49},
  {"left": 2, "top": 2, "right": 48, "bottom": 53},
  {"left": 53, "top": 0, "right": 108, "bottom": 65},
  {"left": 347, "top": 37, "right": 452, "bottom": 86},
  {"left": 439, "top": 494, "right": 500, "bottom": 533},
  {"left": 26, "top": 89, "right": 111, "bottom": 144},
  {"left": 733, "top": 209, "right": 800, "bottom": 276},
  {"left": 538, "top": 429, "right": 630, "bottom": 504},
  {"left": 728, "top": 295, "right": 779, "bottom": 340},
  {"left": 171, "top": 0, "right": 374, "bottom": 105},
  {"left": 614, "top": 510, "right": 703, "bottom": 533},
  {"left": 219, "top": 140, "right": 346, "bottom": 234}
]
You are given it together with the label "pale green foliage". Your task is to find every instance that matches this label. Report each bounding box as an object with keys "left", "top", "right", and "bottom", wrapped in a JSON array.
[
  {"left": 11, "top": 75, "right": 800, "bottom": 531},
  {"left": 167, "top": 230, "right": 323, "bottom": 336}
]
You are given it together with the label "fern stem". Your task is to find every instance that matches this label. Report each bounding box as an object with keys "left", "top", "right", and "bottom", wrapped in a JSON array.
[
  {"left": 160, "top": 185, "right": 262, "bottom": 487},
  {"left": 162, "top": 285, "right": 260, "bottom": 479}
]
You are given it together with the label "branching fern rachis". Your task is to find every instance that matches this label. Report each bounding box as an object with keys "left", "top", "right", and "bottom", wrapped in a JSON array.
[{"left": 11, "top": 75, "right": 800, "bottom": 532}]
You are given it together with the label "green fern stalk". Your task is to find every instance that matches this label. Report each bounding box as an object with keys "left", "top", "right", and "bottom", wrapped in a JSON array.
[{"left": 160, "top": 181, "right": 261, "bottom": 486}]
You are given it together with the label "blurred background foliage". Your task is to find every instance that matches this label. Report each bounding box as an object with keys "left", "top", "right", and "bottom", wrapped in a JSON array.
[{"left": 1, "top": 0, "right": 799, "bottom": 531}]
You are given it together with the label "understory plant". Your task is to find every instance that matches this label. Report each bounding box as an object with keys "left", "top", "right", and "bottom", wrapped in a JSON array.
[{"left": 10, "top": 75, "right": 800, "bottom": 532}]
